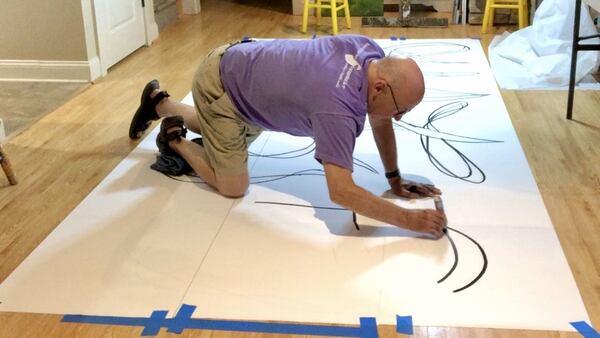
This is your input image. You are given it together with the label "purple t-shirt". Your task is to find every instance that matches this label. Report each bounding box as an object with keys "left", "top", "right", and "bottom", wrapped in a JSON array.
[{"left": 219, "top": 35, "right": 384, "bottom": 171}]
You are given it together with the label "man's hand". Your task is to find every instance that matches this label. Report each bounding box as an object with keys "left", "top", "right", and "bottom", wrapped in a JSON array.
[
  {"left": 390, "top": 177, "right": 441, "bottom": 199},
  {"left": 404, "top": 209, "right": 447, "bottom": 239}
]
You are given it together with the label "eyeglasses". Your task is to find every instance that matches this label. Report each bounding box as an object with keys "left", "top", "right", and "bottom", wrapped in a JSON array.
[{"left": 386, "top": 83, "right": 408, "bottom": 119}]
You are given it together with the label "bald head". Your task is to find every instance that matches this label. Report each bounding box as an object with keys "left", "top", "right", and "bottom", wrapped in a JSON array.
[
  {"left": 367, "top": 57, "right": 425, "bottom": 120},
  {"left": 378, "top": 57, "right": 425, "bottom": 108}
]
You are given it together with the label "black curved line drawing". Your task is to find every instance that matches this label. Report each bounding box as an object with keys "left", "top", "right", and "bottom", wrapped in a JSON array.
[
  {"left": 353, "top": 157, "right": 379, "bottom": 175},
  {"left": 380, "top": 42, "right": 487, "bottom": 99},
  {"left": 392, "top": 101, "right": 503, "bottom": 184},
  {"left": 382, "top": 42, "right": 472, "bottom": 64},
  {"left": 164, "top": 168, "right": 326, "bottom": 185},
  {"left": 392, "top": 102, "right": 499, "bottom": 143},
  {"left": 249, "top": 141, "right": 315, "bottom": 159},
  {"left": 437, "top": 231, "right": 458, "bottom": 284},
  {"left": 440, "top": 226, "right": 488, "bottom": 293},
  {"left": 424, "top": 71, "right": 480, "bottom": 77},
  {"left": 423, "top": 88, "right": 490, "bottom": 103},
  {"left": 250, "top": 169, "right": 326, "bottom": 184},
  {"left": 250, "top": 140, "right": 379, "bottom": 174},
  {"left": 168, "top": 101, "right": 501, "bottom": 186},
  {"left": 254, "top": 200, "right": 487, "bottom": 292}
]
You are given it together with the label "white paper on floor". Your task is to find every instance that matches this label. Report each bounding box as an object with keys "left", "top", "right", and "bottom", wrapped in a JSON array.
[{"left": 0, "top": 39, "right": 589, "bottom": 332}]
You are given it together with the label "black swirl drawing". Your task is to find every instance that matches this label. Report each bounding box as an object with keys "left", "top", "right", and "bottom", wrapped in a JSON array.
[
  {"left": 437, "top": 227, "right": 488, "bottom": 293},
  {"left": 394, "top": 101, "right": 503, "bottom": 183},
  {"left": 423, "top": 88, "right": 490, "bottom": 102},
  {"left": 250, "top": 140, "right": 379, "bottom": 174},
  {"left": 168, "top": 102, "right": 502, "bottom": 186},
  {"left": 253, "top": 200, "right": 487, "bottom": 293},
  {"left": 382, "top": 41, "right": 481, "bottom": 77},
  {"left": 382, "top": 41, "right": 472, "bottom": 64}
]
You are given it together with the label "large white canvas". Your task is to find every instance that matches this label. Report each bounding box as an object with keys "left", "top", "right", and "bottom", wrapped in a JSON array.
[{"left": 0, "top": 39, "right": 589, "bottom": 332}]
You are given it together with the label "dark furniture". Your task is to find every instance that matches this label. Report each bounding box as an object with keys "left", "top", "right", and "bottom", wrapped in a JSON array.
[{"left": 567, "top": 0, "right": 600, "bottom": 119}]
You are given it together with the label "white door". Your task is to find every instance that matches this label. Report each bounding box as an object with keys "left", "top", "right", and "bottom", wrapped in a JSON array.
[{"left": 94, "top": 0, "right": 147, "bottom": 74}]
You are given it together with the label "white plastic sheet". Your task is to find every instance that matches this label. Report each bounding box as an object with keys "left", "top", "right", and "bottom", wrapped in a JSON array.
[{"left": 489, "top": 0, "right": 600, "bottom": 89}]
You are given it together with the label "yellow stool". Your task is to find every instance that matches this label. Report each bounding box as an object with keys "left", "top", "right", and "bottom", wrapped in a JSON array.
[
  {"left": 302, "top": 0, "right": 351, "bottom": 35},
  {"left": 481, "top": 0, "right": 528, "bottom": 34}
]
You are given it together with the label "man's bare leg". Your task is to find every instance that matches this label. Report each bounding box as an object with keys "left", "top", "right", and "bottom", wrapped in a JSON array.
[
  {"left": 152, "top": 89, "right": 203, "bottom": 134},
  {"left": 168, "top": 138, "right": 249, "bottom": 198},
  {"left": 150, "top": 85, "right": 250, "bottom": 198}
]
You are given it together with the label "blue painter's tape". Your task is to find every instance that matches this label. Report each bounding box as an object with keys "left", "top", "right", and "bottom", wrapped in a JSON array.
[
  {"left": 359, "top": 317, "right": 378, "bottom": 338},
  {"left": 62, "top": 304, "right": 379, "bottom": 338},
  {"left": 62, "top": 314, "right": 148, "bottom": 326},
  {"left": 571, "top": 321, "right": 600, "bottom": 338},
  {"left": 183, "top": 318, "right": 375, "bottom": 337},
  {"left": 141, "top": 310, "right": 168, "bottom": 336},
  {"left": 167, "top": 304, "right": 196, "bottom": 334},
  {"left": 396, "top": 315, "right": 413, "bottom": 335}
]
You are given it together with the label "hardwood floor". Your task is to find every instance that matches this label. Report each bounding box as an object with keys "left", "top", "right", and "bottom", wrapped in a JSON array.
[{"left": 0, "top": 1, "right": 598, "bottom": 337}]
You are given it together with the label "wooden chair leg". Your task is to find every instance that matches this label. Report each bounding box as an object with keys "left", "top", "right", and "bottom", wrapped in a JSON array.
[{"left": 0, "top": 144, "right": 17, "bottom": 185}]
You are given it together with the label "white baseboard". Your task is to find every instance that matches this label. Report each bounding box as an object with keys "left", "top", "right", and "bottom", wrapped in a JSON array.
[
  {"left": 181, "top": 0, "right": 201, "bottom": 14},
  {"left": 88, "top": 57, "right": 102, "bottom": 82},
  {"left": 0, "top": 59, "right": 100, "bottom": 82},
  {"left": 147, "top": 20, "right": 159, "bottom": 45},
  {"left": 145, "top": 0, "right": 160, "bottom": 46}
]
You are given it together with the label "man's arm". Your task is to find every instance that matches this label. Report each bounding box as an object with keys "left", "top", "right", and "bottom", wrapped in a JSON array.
[
  {"left": 369, "top": 115, "right": 399, "bottom": 173},
  {"left": 322, "top": 161, "right": 445, "bottom": 238},
  {"left": 368, "top": 115, "right": 440, "bottom": 198}
]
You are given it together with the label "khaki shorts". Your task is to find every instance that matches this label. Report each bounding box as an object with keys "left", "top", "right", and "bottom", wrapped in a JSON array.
[{"left": 191, "top": 44, "right": 262, "bottom": 176}]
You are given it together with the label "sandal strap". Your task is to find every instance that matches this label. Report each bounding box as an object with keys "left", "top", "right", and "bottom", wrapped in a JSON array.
[
  {"left": 150, "top": 91, "right": 170, "bottom": 107},
  {"left": 165, "top": 126, "right": 187, "bottom": 143}
]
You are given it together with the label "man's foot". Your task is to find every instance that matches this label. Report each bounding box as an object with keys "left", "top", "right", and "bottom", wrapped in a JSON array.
[
  {"left": 129, "top": 80, "right": 170, "bottom": 139},
  {"left": 156, "top": 115, "right": 187, "bottom": 156}
]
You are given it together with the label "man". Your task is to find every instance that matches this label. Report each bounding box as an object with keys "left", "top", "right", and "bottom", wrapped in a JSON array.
[{"left": 129, "top": 35, "right": 446, "bottom": 238}]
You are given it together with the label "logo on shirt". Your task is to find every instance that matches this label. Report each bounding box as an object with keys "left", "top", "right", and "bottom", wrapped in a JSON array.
[
  {"left": 335, "top": 43, "right": 369, "bottom": 89},
  {"left": 344, "top": 54, "right": 362, "bottom": 70}
]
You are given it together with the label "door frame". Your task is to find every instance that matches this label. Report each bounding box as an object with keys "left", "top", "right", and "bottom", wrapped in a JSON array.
[
  {"left": 85, "top": 0, "right": 160, "bottom": 77},
  {"left": 83, "top": 0, "right": 200, "bottom": 80}
]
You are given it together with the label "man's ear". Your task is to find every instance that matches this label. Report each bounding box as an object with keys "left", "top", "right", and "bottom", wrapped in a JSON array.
[{"left": 374, "top": 79, "right": 387, "bottom": 94}]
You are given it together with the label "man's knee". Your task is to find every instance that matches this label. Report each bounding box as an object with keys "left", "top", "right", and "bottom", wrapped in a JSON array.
[{"left": 216, "top": 173, "right": 249, "bottom": 198}]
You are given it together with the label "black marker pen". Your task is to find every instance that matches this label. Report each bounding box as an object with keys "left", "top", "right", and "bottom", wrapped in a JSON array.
[{"left": 434, "top": 196, "right": 447, "bottom": 234}]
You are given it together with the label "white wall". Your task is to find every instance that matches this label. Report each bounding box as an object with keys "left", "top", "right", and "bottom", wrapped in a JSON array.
[{"left": 0, "top": 0, "right": 101, "bottom": 81}]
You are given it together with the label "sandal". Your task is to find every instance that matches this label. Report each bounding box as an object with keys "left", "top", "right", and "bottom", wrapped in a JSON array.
[
  {"left": 129, "top": 80, "right": 170, "bottom": 139},
  {"left": 156, "top": 116, "right": 187, "bottom": 156}
]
